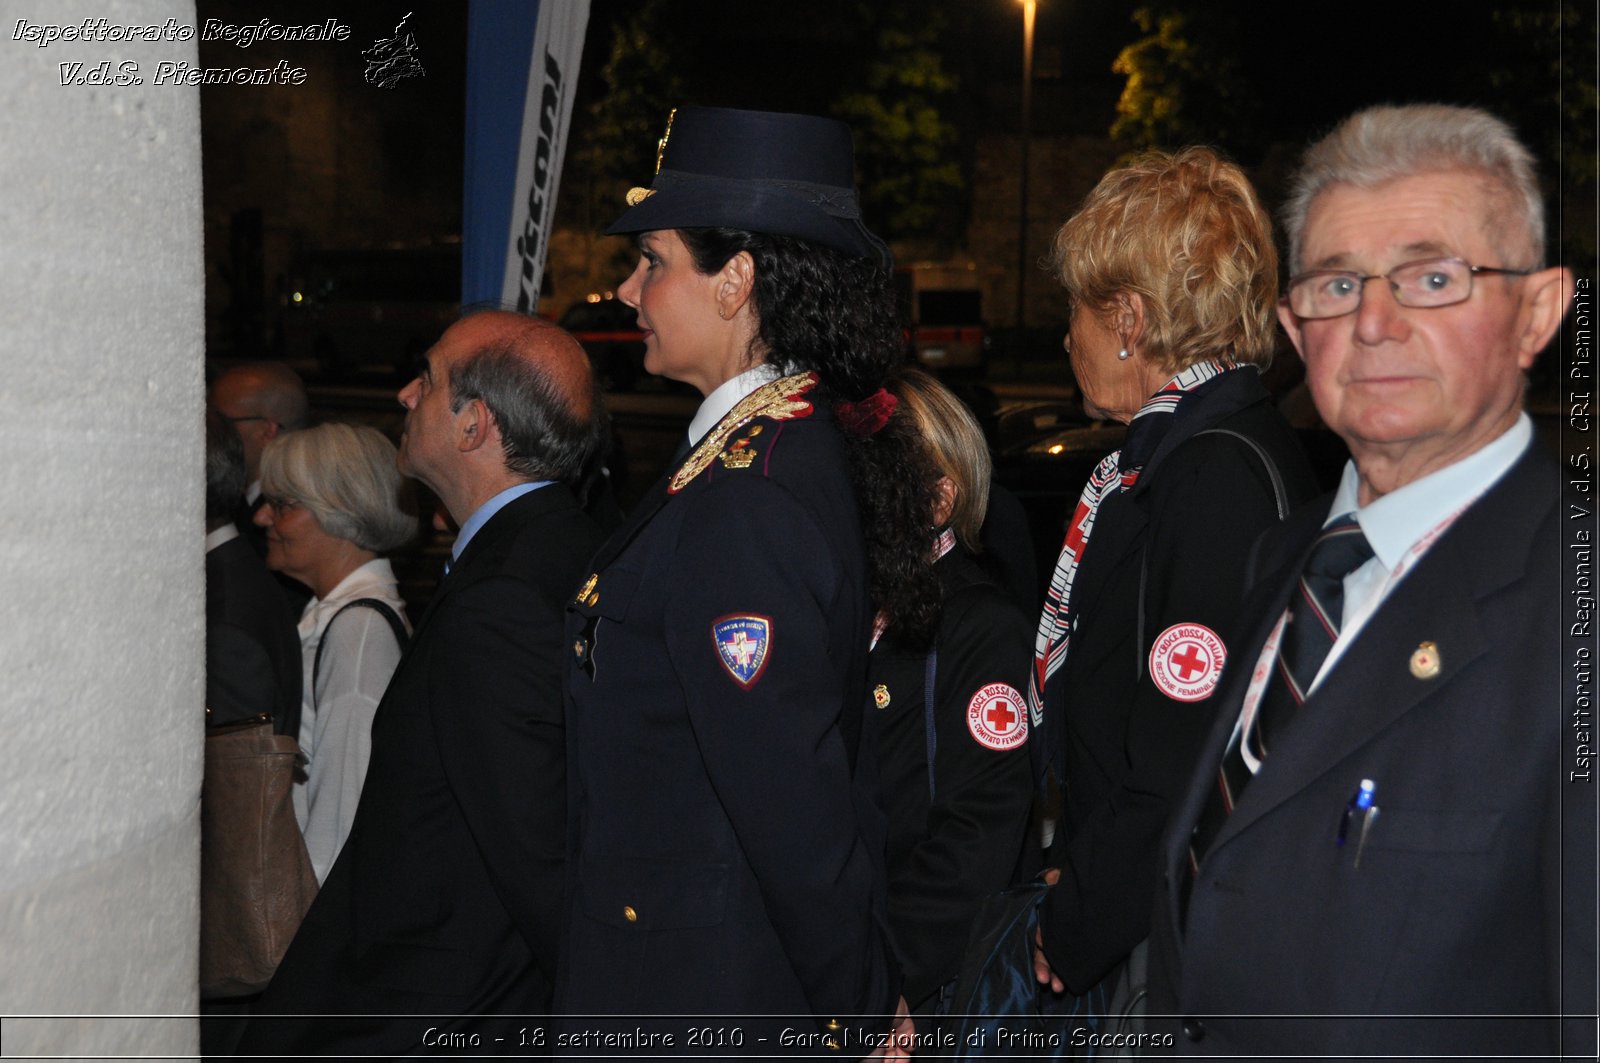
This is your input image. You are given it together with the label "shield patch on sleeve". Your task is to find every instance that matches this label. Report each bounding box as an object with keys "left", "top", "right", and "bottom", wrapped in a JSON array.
[{"left": 712, "top": 614, "right": 772, "bottom": 687}]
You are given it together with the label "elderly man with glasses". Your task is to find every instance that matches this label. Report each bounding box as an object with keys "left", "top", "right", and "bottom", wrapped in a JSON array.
[{"left": 1147, "top": 104, "right": 1592, "bottom": 1059}]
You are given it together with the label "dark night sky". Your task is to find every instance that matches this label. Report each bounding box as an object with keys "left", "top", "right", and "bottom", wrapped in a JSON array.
[
  {"left": 579, "top": 0, "right": 1549, "bottom": 143},
  {"left": 195, "top": 0, "right": 1586, "bottom": 344},
  {"left": 197, "top": 1, "right": 1574, "bottom": 216}
]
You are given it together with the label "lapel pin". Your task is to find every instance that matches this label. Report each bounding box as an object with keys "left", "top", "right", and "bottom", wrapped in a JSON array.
[
  {"left": 1409, "top": 641, "right": 1441, "bottom": 680},
  {"left": 873, "top": 684, "right": 891, "bottom": 710}
]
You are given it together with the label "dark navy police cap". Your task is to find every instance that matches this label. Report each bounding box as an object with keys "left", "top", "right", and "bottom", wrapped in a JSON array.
[{"left": 604, "top": 106, "right": 892, "bottom": 270}]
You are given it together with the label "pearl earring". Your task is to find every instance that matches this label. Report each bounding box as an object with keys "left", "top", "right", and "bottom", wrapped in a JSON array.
[{"left": 1117, "top": 348, "right": 1130, "bottom": 361}]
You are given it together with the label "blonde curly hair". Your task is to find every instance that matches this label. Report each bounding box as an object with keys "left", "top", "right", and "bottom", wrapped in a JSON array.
[{"left": 1050, "top": 145, "right": 1278, "bottom": 372}]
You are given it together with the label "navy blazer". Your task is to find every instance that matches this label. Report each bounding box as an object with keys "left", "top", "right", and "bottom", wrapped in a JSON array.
[
  {"left": 238, "top": 485, "right": 603, "bottom": 1056},
  {"left": 1150, "top": 444, "right": 1599, "bottom": 1058},
  {"left": 559, "top": 374, "right": 900, "bottom": 1053}
]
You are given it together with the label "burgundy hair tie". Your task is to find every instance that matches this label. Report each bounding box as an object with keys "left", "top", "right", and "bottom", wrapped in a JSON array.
[{"left": 836, "top": 388, "right": 898, "bottom": 437}]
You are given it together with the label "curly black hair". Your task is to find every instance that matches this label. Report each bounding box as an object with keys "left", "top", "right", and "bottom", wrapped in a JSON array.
[
  {"left": 677, "top": 229, "right": 901, "bottom": 399},
  {"left": 847, "top": 404, "right": 944, "bottom": 649},
  {"left": 678, "top": 227, "right": 941, "bottom": 646}
]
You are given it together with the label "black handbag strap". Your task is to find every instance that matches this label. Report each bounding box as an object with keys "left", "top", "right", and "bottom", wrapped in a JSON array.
[
  {"left": 311, "top": 598, "right": 408, "bottom": 711},
  {"left": 1195, "top": 426, "right": 1291, "bottom": 520},
  {"left": 1136, "top": 427, "right": 1291, "bottom": 681}
]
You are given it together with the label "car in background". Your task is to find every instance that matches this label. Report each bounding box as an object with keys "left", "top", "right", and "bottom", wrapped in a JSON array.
[
  {"left": 559, "top": 295, "right": 647, "bottom": 392},
  {"left": 280, "top": 245, "right": 460, "bottom": 383},
  {"left": 990, "top": 394, "right": 1350, "bottom": 589},
  {"left": 895, "top": 263, "right": 988, "bottom": 373},
  {"left": 988, "top": 397, "right": 1123, "bottom": 581}
]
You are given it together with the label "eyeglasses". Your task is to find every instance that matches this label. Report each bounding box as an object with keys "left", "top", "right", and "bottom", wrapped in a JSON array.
[
  {"left": 1284, "top": 256, "right": 1533, "bottom": 320},
  {"left": 260, "top": 495, "right": 302, "bottom": 513}
]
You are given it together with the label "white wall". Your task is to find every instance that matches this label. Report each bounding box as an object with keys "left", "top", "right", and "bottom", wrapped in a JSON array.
[{"left": 0, "top": 1, "right": 203, "bottom": 1055}]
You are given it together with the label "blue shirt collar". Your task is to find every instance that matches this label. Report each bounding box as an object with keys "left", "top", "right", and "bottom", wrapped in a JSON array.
[
  {"left": 1328, "top": 413, "right": 1531, "bottom": 570},
  {"left": 452, "top": 480, "right": 553, "bottom": 563}
]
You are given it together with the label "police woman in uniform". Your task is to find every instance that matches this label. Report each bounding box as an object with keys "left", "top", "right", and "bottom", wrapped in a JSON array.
[
  {"left": 559, "top": 107, "right": 915, "bottom": 1059},
  {"left": 866, "top": 368, "right": 1033, "bottom": 1029},
  {"left": 1027, "top": 148, "right": 1319, "bottom": 1004}
]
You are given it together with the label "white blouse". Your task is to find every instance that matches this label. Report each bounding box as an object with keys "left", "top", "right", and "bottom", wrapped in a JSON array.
[{"left": 292, "top": 558, "right": 410, "bottom": 884}]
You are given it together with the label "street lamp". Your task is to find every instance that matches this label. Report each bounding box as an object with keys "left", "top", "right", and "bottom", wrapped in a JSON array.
[{"left": 1016, "top": 0, "right": 1036, "bottom": 340}]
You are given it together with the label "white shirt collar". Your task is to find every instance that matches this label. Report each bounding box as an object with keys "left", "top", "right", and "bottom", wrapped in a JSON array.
[
  {"left": 245, "top": 479, "right": 262, "bottom": 505},
  {"left": 687, "top": 363, "right": 783, "bottom": 446},
  {"left": 204, "top": 524, "right": 240, "bottom": 553},
  {"left": 301, "top": 557, "right": 400, "bottom": 625},
  {"left": 1329, "top": 412, "right": 1532, "bottom": 569}
]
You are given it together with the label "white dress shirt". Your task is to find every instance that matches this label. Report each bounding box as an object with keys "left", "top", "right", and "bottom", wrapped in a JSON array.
[
  {"left": 1314, "top": 413, "right": 1532, "bottom": 689},
  {"left": 205, "top": 523, "right": 239, "bottom": 553}
]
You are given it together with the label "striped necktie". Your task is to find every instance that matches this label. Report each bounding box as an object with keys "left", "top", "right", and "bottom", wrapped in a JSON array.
[{"left": 1188, "top": 513, "right": 1374, "bottom": 872}]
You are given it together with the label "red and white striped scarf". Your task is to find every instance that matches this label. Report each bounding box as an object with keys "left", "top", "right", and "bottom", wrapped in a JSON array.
[{"left": 1027, "top": 359, "right": 1237, "bottom": 732}]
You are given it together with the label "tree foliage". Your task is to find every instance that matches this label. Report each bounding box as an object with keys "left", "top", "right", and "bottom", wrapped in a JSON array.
[
  {"left": 833, "top": 2, "right": 966, "bottom": 251},
  {"left": 1109, "top": 6, "right": 1260, "bottom": 156},
  {"left": 563, "top": 0, "right": 685, "bottom": 243},
  {"left": 1490, "top": 0, "right": 1596, "bottom": 264}
]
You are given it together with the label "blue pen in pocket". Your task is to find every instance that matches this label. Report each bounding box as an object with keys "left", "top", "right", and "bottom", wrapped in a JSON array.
[{"left": 1337, "top": 779, "right": 1376, "bottom": 847}]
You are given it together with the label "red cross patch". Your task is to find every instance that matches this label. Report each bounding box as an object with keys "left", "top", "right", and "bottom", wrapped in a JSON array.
[
  {"left": 1148, "top": 622, "right": 1227, "bottom": 702},
  {"left": 966, "top": 683, "right": 1028, "bottom": 751}
]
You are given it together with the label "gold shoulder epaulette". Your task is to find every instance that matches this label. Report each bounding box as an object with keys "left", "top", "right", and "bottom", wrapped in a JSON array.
[{"left": 669, "top": 372, "right": 818, "bottom": 494}]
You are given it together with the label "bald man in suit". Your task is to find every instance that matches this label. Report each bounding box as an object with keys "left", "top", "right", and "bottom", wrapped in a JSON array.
[{"left": 237, "top": 314, "right": 604, "bottom": 1055}]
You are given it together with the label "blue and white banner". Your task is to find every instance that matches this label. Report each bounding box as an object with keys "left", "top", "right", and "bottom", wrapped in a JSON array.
[{"left": 462, "top": 0, "right": 590, "bottom": 312}]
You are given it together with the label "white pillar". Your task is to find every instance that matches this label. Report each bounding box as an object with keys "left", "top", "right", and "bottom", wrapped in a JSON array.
[{"left": 0, "top": 1, "right": 203, "bottom": 1055}]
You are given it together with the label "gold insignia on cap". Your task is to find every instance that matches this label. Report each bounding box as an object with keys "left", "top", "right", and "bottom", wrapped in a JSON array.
[
  {"left": 873, "top": 684, "right": 891, "bottom": 710},
  {"left": 622, "top": 109, "right": 678, "bottom": 206},
  {"left": 1409, "top": 641, "right": 1441, "bottom": 680},
  {"left": 655, "top": 107, "right": 676, "bottom": 173}
]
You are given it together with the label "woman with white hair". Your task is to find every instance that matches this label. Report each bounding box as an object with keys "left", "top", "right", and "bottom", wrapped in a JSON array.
[{"left": 255, "top": 421, "right": 415, "bottom": 883}]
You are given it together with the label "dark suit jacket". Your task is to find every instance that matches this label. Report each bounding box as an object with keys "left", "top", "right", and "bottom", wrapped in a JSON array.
[
  {"left": 239, "top": 485, "right": 603, "bottom": 1056},
  {"left": 1037, "top": 369, "right": 1319, "bottom": 993},
  {"left": 205, "top": 534, "right": 301, "bottom": 729},
  {"left": 1150, "top": 444, "right": 1599, "bottom": 1058},
  {"left": 559, "top": 375, "right": 901, "bottom": 1051}
]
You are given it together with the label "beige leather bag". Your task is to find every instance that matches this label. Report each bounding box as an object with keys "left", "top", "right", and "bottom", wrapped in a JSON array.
[{"left": 199, "top": 715, "right": 317, "bottom": 999}]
